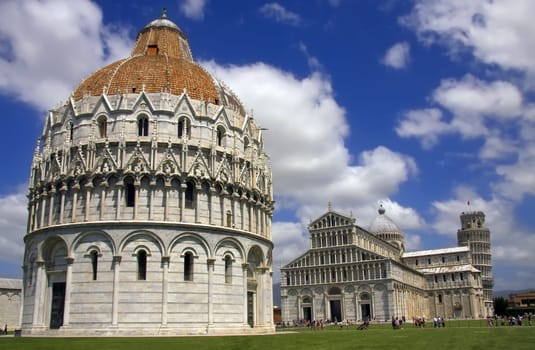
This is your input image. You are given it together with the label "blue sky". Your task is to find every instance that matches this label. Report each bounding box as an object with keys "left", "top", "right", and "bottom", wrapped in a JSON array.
[{"left": 1, "top": 0, "right": 534, "bottom": 292}]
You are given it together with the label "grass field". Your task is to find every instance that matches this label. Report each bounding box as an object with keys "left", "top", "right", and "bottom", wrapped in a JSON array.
[{"left": 1, "top": 324, "right": 534, "bottom": 350}]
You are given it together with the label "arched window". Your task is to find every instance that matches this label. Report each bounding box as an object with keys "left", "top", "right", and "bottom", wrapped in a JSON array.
[
  {"left": 184, "top": 252, "right": 194, "bottom": 281},
  {"left": 125, "top": 177, "right": 135, "bottom": 207},
  {"left": 438, "top": 294, "right": 443, "bottom": 304},
  {"left": 224, "top": 255, "right": 232, "bottom": 284},
  {"left": 217, "top": 126, "right": 225, "bottom": 146},
  {"left": 138, "top": 115, "right": 149, "bottom": 136},
  {"left": 90, "top": 250, "right": 99, "bottom": 280},
  {"left": 177, "top": 117, "right": 191, "bottom": 138},
  {"left": 137, "top": 250, "right": 147, "bottom": 280},
  {"left": 185, "top": 181, "right": 195, "bottom": 209},
  {"left": 97, "top": 116, "right": 107, "bottom": 138}
]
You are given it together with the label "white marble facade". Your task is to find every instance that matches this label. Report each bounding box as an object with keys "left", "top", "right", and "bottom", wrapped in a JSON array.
[
  {"left": 21, "top": 14, "right": 274, "bottom": 336},
  {"left": 281, "top": 207, "right": 490, "bottom": 324}
]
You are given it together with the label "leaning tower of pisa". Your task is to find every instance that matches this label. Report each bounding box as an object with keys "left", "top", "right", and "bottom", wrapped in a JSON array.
[{"left": 457, "top": 211, "right": 493, "bottom": 316}]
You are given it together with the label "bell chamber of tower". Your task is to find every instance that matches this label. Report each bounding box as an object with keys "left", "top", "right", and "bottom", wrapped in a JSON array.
[{"left": 22, "top": 12, "right": 275, "bottom": 336}]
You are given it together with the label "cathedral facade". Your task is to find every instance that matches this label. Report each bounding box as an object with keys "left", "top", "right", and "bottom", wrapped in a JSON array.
[
  {"left": 280, "top": 206, "right": 493, "bottom": 323},
  {"left": 21, "top": 13, "right": 274, "bottom": 336}
]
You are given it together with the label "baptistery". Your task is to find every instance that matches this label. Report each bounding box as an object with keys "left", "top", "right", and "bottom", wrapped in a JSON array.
[{"left": 21, "top": 12, "right": 274, "bottom": 336}]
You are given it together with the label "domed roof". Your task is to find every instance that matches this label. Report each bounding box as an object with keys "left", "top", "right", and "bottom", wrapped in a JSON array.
[
  {"left": 72, "top": 12, "right": 241, "bottom": 112},
  {"left": 369, "top": 205, "right": 402, "bottom": 234}
]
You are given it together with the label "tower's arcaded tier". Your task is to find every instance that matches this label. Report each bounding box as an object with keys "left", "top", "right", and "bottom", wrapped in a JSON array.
[{"left": 22, "top": 13, "right": 274, "bottom": 336}]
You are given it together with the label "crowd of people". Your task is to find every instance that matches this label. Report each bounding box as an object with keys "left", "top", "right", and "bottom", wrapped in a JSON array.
[
  {"left": 278, "top": 313, "right": 534, "bottom": 331},
  {"left": 487, "top": 314, "right": 533, "bottom": 327}
]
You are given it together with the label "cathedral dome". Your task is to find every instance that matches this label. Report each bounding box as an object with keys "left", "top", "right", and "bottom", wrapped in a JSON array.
[
  {"left": 369, "top": 205, "right": 405, "bottom": 252},
  {"left": 72, "top": 11, "right": 245, "bottom": 114},
  {"left": 369, "top": 205, "right": 401, "bottom": 233}
]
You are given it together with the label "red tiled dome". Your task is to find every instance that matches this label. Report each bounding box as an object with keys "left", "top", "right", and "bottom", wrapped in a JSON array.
[{"left": 72, "top": 13, "right": 220, "bottom": 104}]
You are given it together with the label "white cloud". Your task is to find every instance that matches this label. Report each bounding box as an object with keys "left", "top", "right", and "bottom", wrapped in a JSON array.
[
  {"left": 259, "top": 3, "right": 302, "bottom": 26},
  {"left": 401, "top": 0, "right": 535, "bottom": 73},
  {"left": 397, "top": 75, "right": 526, "bottom": 148},
  {"left": 396, "top": 108, "right": 452, "bottom": 148},
  {"left": 433, "top": 75, "right": 523, "bottom": 121},
  {"left": 0, "top": 189, "right": 27, "bottom": 265},
  {"left": 298, "top": 42, "right": 322, "bottom": 71},
  {"left": 494, "top": 146, "right": 535, "bottom": 200},
  {"left": 381, "top": 42, "right": 410, "bottom": 69},
  {"left": 201, "top": 60, "right": 418, "bottom": 204},
  {"left": 272, "top": 221, "right": 309, "bottom": 266},
  {"left": 0, "top": 0, "right": 132, "bottom": 111},
  {"left": 201, "top": 59, "right": 424, "bottom": 266},
  {"left": 179, "top": 0, "right": 207, "bottom": 20},
  {"left": 478, "top": 133, "right": 517, "bottom": 161}
]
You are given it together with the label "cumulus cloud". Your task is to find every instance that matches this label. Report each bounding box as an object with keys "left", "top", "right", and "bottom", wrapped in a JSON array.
[
  {"left": 272, "top": 221, "right": 309, "bottom": 266},
  {"left": 494, "top": 144, "right": 535, "bottom": 200},
  {"left": 179, "top": 0, "right": 207, "bottom": 20},
  {"left": 401, "top": 0, "right": 535, "bottom": 73},
  {"left": 259, "top": 3, "right": 302, "bottom": 26},
  {"left": 396, "top": 108, "right": 452, "bottom": 149},
  {"left": 201, "top": 59, "right": 424, "bottom": 263},
  {"left": 433, "top": 75, "right": 523, "bottom": 121},
  {"left": 381, "top": 42, "right": 410, "bottom": 69},
  {"left": 397, "top": 75, "right": 526, "bottom": 149},
  {"left": 0, "top": 189, "right": 27, "bottom": 265},
  {"left": 0, "top": 0, "right": 132, "bottom": 111}
]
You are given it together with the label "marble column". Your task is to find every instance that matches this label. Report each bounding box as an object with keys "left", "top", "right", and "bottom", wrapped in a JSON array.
[
  {"left": 111, "top": 255, "right": 122, "bottom": 326},
  {"left": 161, "top": 256, "right": 170, "bottom": 326},
  {"left": 63, "top": 257, "right": 74, "bottom": 327},
  {"left": 242, "top": 263, "right": 249, "bottom": 326},
  {"left": 207, "top": 258, "right": 215, "bottom": 326},
  {"left": 32, "top": 260, "right": 45, "bottom": 326}
]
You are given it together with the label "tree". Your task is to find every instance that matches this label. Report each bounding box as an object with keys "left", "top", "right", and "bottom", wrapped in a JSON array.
[{"left": 493, "top": 296, "right": 509, "bottom": 316}]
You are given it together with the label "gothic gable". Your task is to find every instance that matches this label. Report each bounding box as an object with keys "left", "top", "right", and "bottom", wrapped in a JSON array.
[
  {"left": 213, "top": 106, "right": 232, "bottom": 129},
  {"left": 187, "top": 148, "right": 210, "bottom": 179},
  {"left": 94, "top": 143, "right": 118, "bottom": 174},
  {"left": 90, "top": 94, "right": 114, "bottom": 116},
  {"left": 309, "top": 211, "right": 355, "bottom": 230},
  {"left": 124, "top": 144, "right": 151, "bottom": 175},
  {"left": 131, "top": 92, "right": 156, "bottom": 113},
  {"left": 156, "top": 147, "right": 182, "bottom": 176},
  {"left": 69, "top": 147, "right": 88, "bottom": 177},
  {"left": 173, "top": 92, "right": 197, "bottom": 118},
  {"left": 215, "top": 156, "right": 232, "bottom": 183}
]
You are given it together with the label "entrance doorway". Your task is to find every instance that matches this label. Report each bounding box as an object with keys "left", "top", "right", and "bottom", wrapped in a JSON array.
[
  {"left": 329, "top": 300, "right": 341, "bottom": 323},
  {"left": 247, "top": 292, "right": 254, "bottom": 327},
  {"left": 361, "top": 304, "right": 371, "bottom": 321},
  {"left": 50, "top": 282, "right": 66, "bottom": 329},
  {"left": 303, "top": 307, "right": 312, "bottom": 322}
]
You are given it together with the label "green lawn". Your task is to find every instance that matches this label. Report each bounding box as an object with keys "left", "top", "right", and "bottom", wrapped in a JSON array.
[{"left": 1, "top": 324, "right": 534, "bottom": 350}]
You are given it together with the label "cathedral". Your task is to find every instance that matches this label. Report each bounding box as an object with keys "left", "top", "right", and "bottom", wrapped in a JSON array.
[
  {"left": 21, "top": 13, "right": 274, "bottom": 336},
  {"left": 280, "top": 205, "right": 493, "bottom": 323}
]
